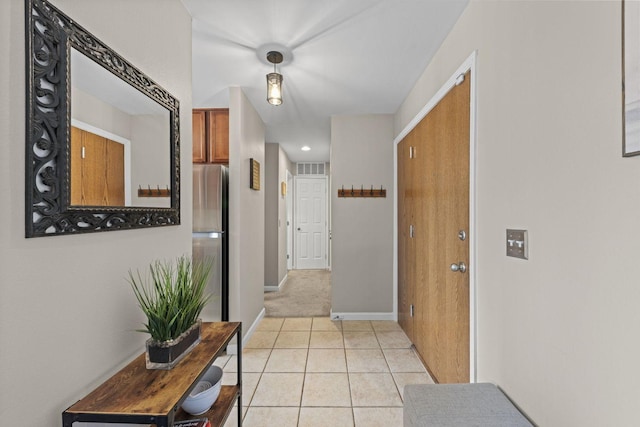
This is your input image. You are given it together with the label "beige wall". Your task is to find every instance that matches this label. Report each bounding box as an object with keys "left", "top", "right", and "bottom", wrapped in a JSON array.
[
  {"left": 396, "top": 1, "right": 639, "bottom": 425},
  {"left": 0, "top": 0, "right": 192, "bottom": 425},
  {"left": 278, "top": 147, "right": 293, "bottom": 279},
  {"left": 264, "top": 143, "right": 279, "bottom": 286},
  {"left": 228, "top": 87, "right": 265, "bottom": 335},
  {"left": 265, "top": 143, "right": 292, "bottom": 288},
  {"left": 130, "top": 113, "right": 171, "bottom": 208},
  {"left": 72, "top": 87, "right": 132, "bottom": 139},
  {"left": 331, "top": 114, "right": 395, "bottom": 314}
]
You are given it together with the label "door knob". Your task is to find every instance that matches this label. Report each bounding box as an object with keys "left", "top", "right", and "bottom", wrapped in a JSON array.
[
  {"left": 450, "top": 262, "right": 467, "bottom": 273},
  {"left": 297, "top": 228, "right": 301, "bottom": 231}
]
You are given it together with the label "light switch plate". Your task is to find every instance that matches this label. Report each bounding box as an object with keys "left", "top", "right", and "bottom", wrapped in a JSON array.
[{"left": 506, "top": 229, "right": 528, "bottom": 259}]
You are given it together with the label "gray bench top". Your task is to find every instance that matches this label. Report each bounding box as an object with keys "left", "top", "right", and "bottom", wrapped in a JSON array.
[{"left": 404, "top": 383, "right": 534, "bottom": 427}]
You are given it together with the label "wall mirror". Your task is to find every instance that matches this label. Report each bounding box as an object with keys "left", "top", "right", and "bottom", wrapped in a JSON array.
[{"left": 25, "top": 0, "right": 180, "bottom": 237}]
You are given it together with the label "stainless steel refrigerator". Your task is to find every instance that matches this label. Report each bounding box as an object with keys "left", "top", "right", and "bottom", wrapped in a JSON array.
[{"left": 193, "top": 164, "right": 229, "bottom": 321}]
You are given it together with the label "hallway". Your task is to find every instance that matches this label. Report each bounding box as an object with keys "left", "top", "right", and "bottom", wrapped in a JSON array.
[
  {"left": 219, "top": 317, "right": 433, "bottom": 427},
  {"left": 264, "top": 270, "right": 331, "bottom": 317}
]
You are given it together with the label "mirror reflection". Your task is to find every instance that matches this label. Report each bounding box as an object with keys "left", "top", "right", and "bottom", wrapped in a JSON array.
[
  {"left": 70, "top": 48, "right": 171, "bottom": 208},
  {"left": 26, "top": 0, "right": 180, "bottom": 237}
]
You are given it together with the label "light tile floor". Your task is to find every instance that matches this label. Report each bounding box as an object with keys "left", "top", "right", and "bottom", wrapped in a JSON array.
[{"left": 219, "top": 317, "right": 433, "bottom": 427}]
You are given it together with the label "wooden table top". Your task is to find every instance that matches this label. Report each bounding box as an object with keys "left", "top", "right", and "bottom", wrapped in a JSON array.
[{"left": 65, "top": 322, "right": 240, "bottom": 416}]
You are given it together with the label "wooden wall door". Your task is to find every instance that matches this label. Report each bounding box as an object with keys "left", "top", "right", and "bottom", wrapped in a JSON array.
[
  {"left": 397, "top": 71, "right": 470, "bottom": 384},
  {"left": 71, "top": 126, "right": 125, "bottom": 206}
]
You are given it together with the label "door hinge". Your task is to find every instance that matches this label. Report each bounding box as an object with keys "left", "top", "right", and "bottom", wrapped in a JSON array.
[
  {"left": 409, "top": 146, "right": 415, "bottom": 159},
  {"left": 410, "top": 304, "right": 414, "bottom": 317},
  {"left": 409, "top": 224, "right": 415, "bottom": 238},
  {"left": 455, "top": 73, "right": 465, "bottom": 86},
  {"left": 81, "top": 146, "right": 86, "bottom": 159}
]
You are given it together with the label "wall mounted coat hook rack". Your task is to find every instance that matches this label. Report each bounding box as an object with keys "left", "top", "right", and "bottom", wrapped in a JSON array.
[
  {"left": 138, "top": 184, "right": 171, "bottom": 198},
  {"left": 338, "top": 185, "right": 386, "bottom": 198}
]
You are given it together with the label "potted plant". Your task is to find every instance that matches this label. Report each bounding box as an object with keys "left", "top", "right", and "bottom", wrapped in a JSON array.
[{"left": 128, "top": 255, "right": 212, "bottom": 370}]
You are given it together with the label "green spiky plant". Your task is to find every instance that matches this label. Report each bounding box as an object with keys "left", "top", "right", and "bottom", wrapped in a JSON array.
[{"left": 128, "top": 255, "right": 212, "bottom": 342}]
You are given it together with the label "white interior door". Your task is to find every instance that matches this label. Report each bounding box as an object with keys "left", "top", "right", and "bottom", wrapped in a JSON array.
[{"left": 295, "top": 177, "right": 327, "bottom": 269}]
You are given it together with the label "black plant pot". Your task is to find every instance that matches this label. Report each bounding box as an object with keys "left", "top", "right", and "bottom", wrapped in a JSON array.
[{"left": 145, "top": 320, "right": 201, "bottom": 370}]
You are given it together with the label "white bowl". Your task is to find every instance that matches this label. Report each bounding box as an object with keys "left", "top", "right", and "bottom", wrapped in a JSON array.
[{"left": 181, "top": 365, "right": 223, "bottom": 415}]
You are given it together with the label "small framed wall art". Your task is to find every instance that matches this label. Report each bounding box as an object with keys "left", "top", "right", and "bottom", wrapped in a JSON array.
[{"left": 250, "top": 158, "right": 261, "bottom": 190}]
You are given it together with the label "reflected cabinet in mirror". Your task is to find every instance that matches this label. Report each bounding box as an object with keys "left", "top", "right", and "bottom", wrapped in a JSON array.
[{"left": 25, "top": 0, "right": 180, "bottom": 237}]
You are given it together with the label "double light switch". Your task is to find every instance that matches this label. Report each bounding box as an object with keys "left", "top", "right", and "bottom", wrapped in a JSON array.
[{"left": 506, "top": 229, "right": 528, "bottom": 259}]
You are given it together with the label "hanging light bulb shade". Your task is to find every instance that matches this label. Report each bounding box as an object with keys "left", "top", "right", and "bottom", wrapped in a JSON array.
[
  {"left": 267, "top": 72, "right": 283, "bottom": 106},
  {"left": 266, "top": 51, "right": 284, "bottom": 106}
]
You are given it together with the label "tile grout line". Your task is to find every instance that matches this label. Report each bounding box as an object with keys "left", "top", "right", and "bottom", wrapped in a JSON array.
[
  {"left": 297, "top": 319, "right": 313, "bottom": 425},
  {"left": 297, "top": 328, "right": 308, "bottom": 426},
  {"left": 377, "top": 325, "right": 432, "bottom": 404},
  {"left": 342, "top": 323, "right": 357, "bottom": 427},
  {"left": 373, "top": 325, "right": 402, "bottom": 401},
  {"left": 374, "top": 323, "right": 407, "bottom": 407},
  {"left": 243, "top": 318, "right": 283, "bottom": 419}
]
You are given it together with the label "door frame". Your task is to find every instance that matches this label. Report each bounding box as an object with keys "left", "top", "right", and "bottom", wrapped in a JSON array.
[
  {"left": 286, "top": 169, "right": 293, "bottom": 270},
  {"left": 393, "top": 51, "right": 478, "bottom": 382},
  {"left": 293, "top": 175, "right": 329, "bottom": 270}
]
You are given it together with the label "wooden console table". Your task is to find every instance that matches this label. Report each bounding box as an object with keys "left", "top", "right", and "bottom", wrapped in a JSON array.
[{"left": 62, "top": 322, "right": 242, "bottom": 427}]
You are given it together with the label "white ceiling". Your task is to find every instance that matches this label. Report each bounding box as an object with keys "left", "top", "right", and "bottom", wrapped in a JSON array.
[{"left": 182, "top": 0, "right": 469, "bottom": 162}]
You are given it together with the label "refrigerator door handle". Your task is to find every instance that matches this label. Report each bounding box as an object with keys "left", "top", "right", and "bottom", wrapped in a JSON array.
[{"left": 192, "top": 231, "right": 224, "bottom": 238}]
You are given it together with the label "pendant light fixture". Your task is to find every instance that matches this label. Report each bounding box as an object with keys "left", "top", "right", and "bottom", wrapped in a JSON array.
[{"left": 266, "top": 51, "right": 283, "bottom": 106}]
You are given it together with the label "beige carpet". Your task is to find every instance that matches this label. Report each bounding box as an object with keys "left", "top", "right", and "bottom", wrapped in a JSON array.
[{"left": 264, "top": 269, "right": 331, "bottom": 317}]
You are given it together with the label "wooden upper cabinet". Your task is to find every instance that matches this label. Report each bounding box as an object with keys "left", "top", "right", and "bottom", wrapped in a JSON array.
[
  {"left": 192, "top": 110, "right": 207, "bottom": 163},
  {"left": 192, "top": 108, "right": 229, "bottom": 164},
  {"left": 210, "top": 109, "right": 229, "bottom": 163}
]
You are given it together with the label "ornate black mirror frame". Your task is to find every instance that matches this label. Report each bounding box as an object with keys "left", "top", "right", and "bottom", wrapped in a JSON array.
[{"left": 25, "top": 0, "right": 180, "bottom": 238}]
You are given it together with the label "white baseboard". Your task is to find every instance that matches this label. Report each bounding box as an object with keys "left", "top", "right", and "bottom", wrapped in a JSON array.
[
  {"left": 226, "top": 307, "right": 266, "bottom": 355},
  {"left": 329, "top": 311, "right": 395, "bottom": 321},
  {"left": 264, "top": 273, "right": 288, "bottom": 292}
]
